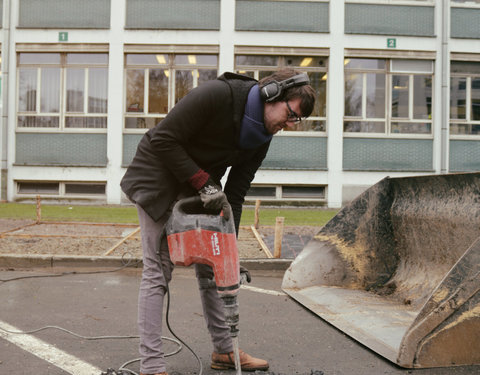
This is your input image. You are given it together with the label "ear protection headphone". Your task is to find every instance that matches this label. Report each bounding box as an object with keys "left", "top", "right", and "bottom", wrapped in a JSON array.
[{"left": 260, "top": 73, "right": 310, "bottom": 102}]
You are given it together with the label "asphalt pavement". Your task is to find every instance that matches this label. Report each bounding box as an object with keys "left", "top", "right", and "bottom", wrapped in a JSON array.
[{"left": 1, "top": 265, "right": 479, "bottom": 375}]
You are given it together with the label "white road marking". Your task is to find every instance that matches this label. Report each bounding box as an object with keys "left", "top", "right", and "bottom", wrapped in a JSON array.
[
  {"left": 0, "top": 320, "right": 102, "bottom": 375},
  {"left": 240, "top": 284, "right": 286, "bottom": 296}
]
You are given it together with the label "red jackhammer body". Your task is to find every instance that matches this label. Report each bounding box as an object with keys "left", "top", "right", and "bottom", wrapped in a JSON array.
[{"left": 165, "top": 196, "right": 241, "bottom": 343}]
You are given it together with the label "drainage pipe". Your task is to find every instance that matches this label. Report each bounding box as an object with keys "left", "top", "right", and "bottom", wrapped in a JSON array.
[
  {"left": 1, "top": 0, "right": 11, "bottom": 200},
  {"left": 440, "top": 0, "right": 449, "bottom": 174}
]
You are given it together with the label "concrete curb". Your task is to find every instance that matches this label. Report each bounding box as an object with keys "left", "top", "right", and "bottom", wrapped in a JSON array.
[
  {"left": 0, "top": 254, "right": 292, "bottom": 271},
  {"left": 240, "top": 258, "right": 292, "bottom": 271},
  {"left": 0, "top": 254, "right": 143, "bottom": 269}
]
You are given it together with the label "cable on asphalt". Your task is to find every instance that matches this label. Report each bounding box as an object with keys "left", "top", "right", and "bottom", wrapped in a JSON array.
[{"left": 0, "top": 251, "right": 204, "bottom": 375}]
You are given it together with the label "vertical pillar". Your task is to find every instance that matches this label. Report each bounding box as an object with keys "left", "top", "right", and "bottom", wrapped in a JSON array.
[
  {"left": 439, "top": 0, "right": 450, "bottom": 174},
  {"left": 106, "top": 0, "right": 126, "bottom": 204},
  {"left": 326, "top": 1, "right": 345, "bottom": 208},
  {"left": 1, "top": 0, "right": 12, "bottom": 201},
  {"left": 5, "top": 0, "right": 17, "bottom": 202},
  {"left": 218, "top": 0, "right": 235, "bottom": 74}
]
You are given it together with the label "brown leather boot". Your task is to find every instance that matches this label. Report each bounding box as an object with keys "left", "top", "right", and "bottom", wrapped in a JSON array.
[{"left": 211, "top": 349, "right": 269, "bottom": 372}]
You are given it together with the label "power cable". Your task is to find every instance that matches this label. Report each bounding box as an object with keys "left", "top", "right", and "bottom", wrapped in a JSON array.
[
  {"left": 0, "top": 324, "right": 183, "bottom": 375},
  {"left": 0, "top": 252, "right": 204, "bottom": 375},
  {"left": 110, "top": 285, "right": 205, "bottom": 375},
  {"left": 0, "top": 324, "right": 139, "bottom": 341},
  {"left": 165, "top": 283, "right": 204, "bottom": 375}
]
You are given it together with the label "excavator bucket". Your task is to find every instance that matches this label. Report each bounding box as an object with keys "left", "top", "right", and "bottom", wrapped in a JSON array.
[{"left": 282, "top": 172, "right": 480, "bottom": 368}]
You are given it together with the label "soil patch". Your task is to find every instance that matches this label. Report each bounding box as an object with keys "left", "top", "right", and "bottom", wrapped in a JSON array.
[{"left": 0, "top": 219, "right": 319, "bottom": 259}]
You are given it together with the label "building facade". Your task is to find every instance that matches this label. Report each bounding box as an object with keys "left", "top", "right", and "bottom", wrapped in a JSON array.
[{"left": 1, "top": 0, "right": 479, "bottom": 208}]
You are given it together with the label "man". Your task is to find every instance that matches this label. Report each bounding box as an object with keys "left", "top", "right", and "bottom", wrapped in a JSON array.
[{"left": 120, "top": 68, "right": 316, "bottom": 375}]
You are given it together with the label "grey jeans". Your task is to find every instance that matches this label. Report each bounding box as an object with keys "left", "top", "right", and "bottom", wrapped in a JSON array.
[{"left": 136, "top": 204, "right": 233, "bottom": 374}]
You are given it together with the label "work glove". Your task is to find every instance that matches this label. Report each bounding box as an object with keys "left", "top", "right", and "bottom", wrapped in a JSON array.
[
  {"left": 240, "top": 266, "right": 251, "bottom": 284},
  {"left": 198, "top": 178, "right": 231, "bottom": 220}
]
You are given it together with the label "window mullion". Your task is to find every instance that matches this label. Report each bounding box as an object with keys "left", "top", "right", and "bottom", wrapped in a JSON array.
[
  {"left": 59, "top": 182, "right": 66, "bottom": 197},
  {"left": 387, "top": 73, "right": 392, "bottom": 135},
  {"left": 60, "top": 55, "right": 66, "bottom": 130},
  {"left": 36, "top": 67, "right": 42, "bottom": 115},
  {"left": 166, "top": 68, "right": 171, "bottom": 111},
  {"left": 193, "top": 69, "right": 198, "bottom": 88},
  {"left": 84, "top": 68, "right": 89, "bottom": 115},
  {"left": 170, "top": 68, "right": 175, "bottom": 111},
  {"left": 409, "top": 74, "right": 414, "bottom": 120},
  {"left": 144, "top": 68, "right": 149, "bottom": 114},
  {"left": 168, "top": 54, "right": 174, "bottom": 111},
  {"left": 362, "top": 73, "right": 367, "bottom": 120},
  {"left": 466, "top": 76, "right": 472, "bottom": 122},
  {"left": 60, "top": 66, "right": 66, "bottom": 130}
]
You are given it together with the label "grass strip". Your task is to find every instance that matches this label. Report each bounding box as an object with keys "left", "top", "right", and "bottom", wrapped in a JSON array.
[{"left": 1, "top": 202, "right": 338, "bottom": 227}]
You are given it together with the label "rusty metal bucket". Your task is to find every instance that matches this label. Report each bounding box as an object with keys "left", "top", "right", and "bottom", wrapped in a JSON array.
[{"left": 282, "top": 173, "right": 480, "bottom": 368}]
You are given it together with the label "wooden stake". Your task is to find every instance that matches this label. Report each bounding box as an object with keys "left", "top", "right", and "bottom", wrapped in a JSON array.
[
  {"left": 250, "top": 225, "right": 273, "bottom": 258},
  {"left": 42, "top": 221, "right": 138, "bottom": 227},
  {"left": 273, "top": 217, "right": 284, "bottom": 258},
  {"left": 254, "top": 199, "right": 261, "bottom": 229},
  {"left": 36, "top": 195, "right": 42, "bottom": 223},
  {"left": 104, "top": 226, "right": 141, "bottom": 256},
  {"left": 0, "top": 222, "right": 37, "bottom": 238},
  {"left": 4, "top": 233, "right": 122, "bottom": 239}
]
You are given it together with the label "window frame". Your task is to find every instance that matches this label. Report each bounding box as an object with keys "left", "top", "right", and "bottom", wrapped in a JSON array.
[
  {"left": 450, "top": 61, "right": 480, "bottom": 139},
  {"left": 346, "top": 0, "right": 434, "bottom": 5},
  {"left": 16, "top": 180, "right": 107, "bottom": 199},
  {"left": 344, "top": 57, "right": 434, "bottom": 138},
  {"left": 123, "top": 52, "right": 219, "bottom": 133},
  {"left": 246, "top": 0, "right": 329, "bottom": 2},
  {"left": 451, "top": 0, "right": 480, "bottom": 8},
  {"left": 245, "top": 184, "right": 326, "bottom": 202},
  {"left": 16, "top": 52, "right": 109, "bottom": 133}
]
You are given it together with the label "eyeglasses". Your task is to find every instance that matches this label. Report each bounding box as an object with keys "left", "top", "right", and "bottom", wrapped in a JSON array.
[{"left": 285, "top": 101, "right": 303, "bottom": 124}]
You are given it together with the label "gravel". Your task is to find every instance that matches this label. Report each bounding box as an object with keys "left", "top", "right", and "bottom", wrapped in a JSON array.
[{"left": 0, "top": 219, "right": 319, "bottom": 260}]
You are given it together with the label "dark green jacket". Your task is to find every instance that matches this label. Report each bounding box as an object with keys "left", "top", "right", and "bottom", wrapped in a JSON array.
[{"left": 120, "top": 73, "right": 271, "bottom": 230}]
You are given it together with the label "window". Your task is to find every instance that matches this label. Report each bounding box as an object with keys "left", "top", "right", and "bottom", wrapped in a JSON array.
[
  {"left": 451, "top": 0, "right": 480, "bottom": 5},
  {"left": 17, "top": 53, "right": 108, "bottom": 130},
  {"left": 17, "top": 182, "right": 59, "bottom": 194},
  {"left": 344, "top": 58, "right": 433, "bottom": 135},
  {"left": 246, "top": 186, "right": 277, "bottom": 199},
  {"left": 346, "top": 0, "right": 433, "bottom": 3},
  {"left": 124, "top": 53, "right": 218, "bottom": 130},
  {"left": 17, "top": 181, "right": 106, "bottom": 197},
  {"left": 282, "top": 186, "right": 325, "bottom": 199},
  {"left": 246, "top": 185, "right": 326, "bottom": 201},
  {"left": 235, "top": 54, "right": 327, "bottom": 132},
  {"left": 450, "top": 61, "right": 480, "bottom": 136}
]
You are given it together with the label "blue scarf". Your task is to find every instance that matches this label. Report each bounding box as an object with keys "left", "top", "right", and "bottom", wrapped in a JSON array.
[{"left": 238, "top": 85, "right": 272, "bottom": 149}]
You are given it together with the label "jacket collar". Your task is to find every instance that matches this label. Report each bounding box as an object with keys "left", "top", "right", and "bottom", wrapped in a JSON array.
[{"left": 217, "top": 72, "right": 258, "bottom": 139}]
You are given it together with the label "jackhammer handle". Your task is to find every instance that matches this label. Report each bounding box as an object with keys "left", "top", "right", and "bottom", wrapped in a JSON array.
[
  {"left": 175, "top": 195, "right": 202, "bottom": 207},
  {"left": 173, "top": 196, "right": 233, "bottom": 221}
]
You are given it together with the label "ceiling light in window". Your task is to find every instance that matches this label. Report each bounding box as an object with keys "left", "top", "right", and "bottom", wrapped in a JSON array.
[
  {"left": 188, "top": 55, "right": 197, "bottom": 65},
  {"left": 156, "top": 55, "right": 167, "bottom": 64},
  {"left": 300, "top": 57, "right": 313, "bottom": 67}
]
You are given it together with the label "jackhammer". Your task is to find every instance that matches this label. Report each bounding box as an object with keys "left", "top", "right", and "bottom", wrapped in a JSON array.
[{"left": 165, "top": 196, "right": 243, "bottom": 374}]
